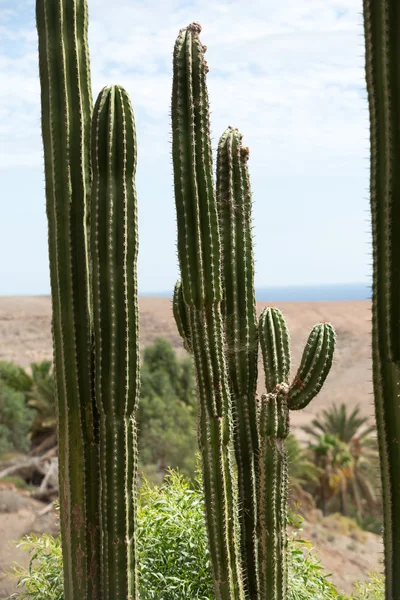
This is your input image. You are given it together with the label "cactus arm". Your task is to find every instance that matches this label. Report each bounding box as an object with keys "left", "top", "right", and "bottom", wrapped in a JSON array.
[
  {"left": 171, "top": 23, "right": 221, "bottom": 308},
  {"left": 171, "top": 24, "right": 244, "bottom": 600},
  {"left": 90, "top": 85, "right": 139, "bottom": 600},
  {"left": 287, "top": 323, "right": 335, "bottom": 410},
  {"left": 35, "top": 1, "right": 100, "bottom": 597},
  {"left": 363, "top": 2, "right": 400, "bottom": 596},
  {"left": 173, "top": 280, "right": 193, "bottom": 353},
  {"left": 258, "top": 307, "right": 291, "bottom": 393},
  {"left": 216, "top": 127, "right": 259, "bottom": 597},
  {"left": 257, "top": 393, "right": 289, "bottom": 600}
]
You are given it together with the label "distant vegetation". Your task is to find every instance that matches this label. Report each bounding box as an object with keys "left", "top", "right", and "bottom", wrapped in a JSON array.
[{"left": 0, "top": 339, "right": 381, "bottom": 533}]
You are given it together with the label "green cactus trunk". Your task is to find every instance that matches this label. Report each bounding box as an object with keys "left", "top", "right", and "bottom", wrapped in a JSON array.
[
  {"left": 171, "top": 23, "right": 245, "bottom": 600},
  {"left": 363, "top": 2, "right": 400, "bottom": 597},
  {"left": 216, "top": 127, "right": 259, "bottom": 598},
  {"left": 90, "top": 85, "right": 140, "bottom": 600},
  {"left": 36, "top": 1, "right": 100, "bottom": 597},
  {"left": 257, "top": 393, "right": 289, "bottom": 600}
]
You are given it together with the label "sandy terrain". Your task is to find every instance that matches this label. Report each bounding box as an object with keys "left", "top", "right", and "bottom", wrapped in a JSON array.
[{"left": 0, "top": 295, "right": 374, "bottom": 441}]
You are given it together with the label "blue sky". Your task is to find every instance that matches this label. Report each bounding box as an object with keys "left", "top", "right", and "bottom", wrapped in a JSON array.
[{"left": 0, "top": 0, "right": 370, "bottom": 295}]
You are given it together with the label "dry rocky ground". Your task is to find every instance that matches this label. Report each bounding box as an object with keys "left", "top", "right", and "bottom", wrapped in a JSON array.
[{"left": 0, "top": 295, "right": 382, "bottom": 598}]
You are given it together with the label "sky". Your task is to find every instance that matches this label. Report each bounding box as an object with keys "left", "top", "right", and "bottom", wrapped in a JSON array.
[{"left": 0, "top": 0, "right": 371, "bottom": 295}]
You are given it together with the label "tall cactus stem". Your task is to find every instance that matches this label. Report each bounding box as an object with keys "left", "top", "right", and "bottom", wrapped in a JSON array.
[
  {"left": 171, "top": 23, "right": 244, "bottom": 600},
  {"left": 36, "top": 0, "right": 101, "bottom": 597},
  {"left": 257, "top": 392, "right": 289, "bottom": 600},
  {"left": 363, "top": 1, "right": 400, "bottom": 596},
  {"left": 216, "top": 127, "right": 259, "bottom": 597},
  {"left": 90, "top": 85, "right": 140, "bottom": 600}
]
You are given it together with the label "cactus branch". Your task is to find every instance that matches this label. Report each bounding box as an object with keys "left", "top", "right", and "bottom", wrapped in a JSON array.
[{"left": 288, "top": 323, "right": 335, "bottom": 411}]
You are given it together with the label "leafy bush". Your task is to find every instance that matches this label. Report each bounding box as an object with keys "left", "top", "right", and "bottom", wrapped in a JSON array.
[
  {"left": 0, "top": 381, "right": 33, "bottom": 455},
  {"left": 6, "top": 469, "right": 384, "bottom": 600},
  {"left": 138, "top": 338, "right": 198, "bottom": 480}
]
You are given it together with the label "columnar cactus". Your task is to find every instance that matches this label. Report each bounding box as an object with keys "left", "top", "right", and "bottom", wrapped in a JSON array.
[
  {"left": 90, "top": 84, "right": 140, "bottom": 600},
  {"left": 363, "top": 2, "right": 400, "bottom": 597},
  {"left": 171, "top": 22, "right": 336, "bottom": 600},
  {"left": 36, "top": 1, "right": 140, "bottom": 599},
  {"left": 36, "top": 0, "right": 99, "bottom": 596},
  {"left": 216, "top": 128, "right": 259, "bottom": 597},
  {"left": 171, "top": 22, "right": 245, "bottom": 600}
]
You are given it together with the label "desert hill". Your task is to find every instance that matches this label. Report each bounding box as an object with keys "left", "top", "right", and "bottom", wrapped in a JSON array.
[{"left": 0, "top": 295, "right": 374, "bottom": 440}]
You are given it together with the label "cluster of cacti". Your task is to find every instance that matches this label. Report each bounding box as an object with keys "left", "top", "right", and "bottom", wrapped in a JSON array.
[
  {"left": 171, "top": 22, "right": 336, "bottom": 600},
  {"left": 363, "top": 2, "right": 400, "bottom": 599},
  {"left": 36, "top": 0, "right": 337, "bottom": 598},
  {"left": 36, "top": 1, "right": 139, "bottom": 599}
]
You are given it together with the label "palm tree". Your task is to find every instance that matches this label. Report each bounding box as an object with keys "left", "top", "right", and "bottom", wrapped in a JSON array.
[
  {"left": 303, "top": 403, "right": 379, "bottom": 517},
  {"left": 285, "top": 433, "right": 321, "bottom": 512},
  {"left": 309, "top": 433, "right": 354, "bottom": 516}
]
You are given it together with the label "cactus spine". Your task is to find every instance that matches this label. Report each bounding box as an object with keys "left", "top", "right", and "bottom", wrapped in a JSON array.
[
  {"left": 36, "top": 0, "right": 140, "bottom": 597},
  {"left": 363, "top": 2, "right": 400, "bottom": 597},
  {"left": 171, "top": 23, "right": 336, "bottom": 600}
]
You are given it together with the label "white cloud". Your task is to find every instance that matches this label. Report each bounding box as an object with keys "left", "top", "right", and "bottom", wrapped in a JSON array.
[{"left": 0, "top": 0, "right": 367, "bottom": 175}]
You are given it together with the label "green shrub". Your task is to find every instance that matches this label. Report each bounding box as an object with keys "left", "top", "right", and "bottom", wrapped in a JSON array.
[
  {"left": 350, "top": 572, "right": 384, "bottom": 600},
  {"left": 6, "top": 468, "right": 384, "bottom": 600},
  {"left": 0, "top": 381, "right": 33, "bottom": 455},
  {"left": 138, "top": 339, "right": 198, "bottom": 480}
]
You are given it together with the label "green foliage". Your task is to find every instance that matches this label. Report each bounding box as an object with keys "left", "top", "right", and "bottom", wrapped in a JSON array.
[
  {"left": 138, "top": 338, "right": 197, "bottom": 480},
  {"left": 350, "top": 573, "right": 384, "bottom": 600},
  {"left": 302, "top": 404, "right": 376, "bottom": 445},
  {"left": 0, "top": 360, "right": 56, "bottom": 452},
  {"left": 6, "top": 470, "right": 384, "bottom": 600},
  {"left": 0, "top": 380, "right": 33, "bottom": 455},
  {"left": 137, "top": 470, "right": 213, "bottom": 599},
  {"left": 7, "top": 534, "right": 63, "bottom": 600},
  {"left": 304, "top": 405, "right": 381, "bottom": 523}
]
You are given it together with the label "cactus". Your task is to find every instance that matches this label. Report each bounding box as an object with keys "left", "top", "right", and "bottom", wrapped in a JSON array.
[
  {"left": 363, "top": 2, "right": 400, "bottom": 597},
  {"left": 216, "top": 127, "right": 259, "bottom": 597},
  {"left": 258, "top": 307, "right": 335, "bottom": 599},
  {"left": 171, "top": 22, "right": 245, "bottom": 600},
  {"left": 90, "top": 84, "right": 140, "bottom": 599},
  {"left": 36, "top": 0, "right": 99, "bottom": 596},
  {"left": 171, "top": 22, "right": 336, "bottom": 600},
  {"left": 36, "top": 1, "right": 140, "bottom": 598}
]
